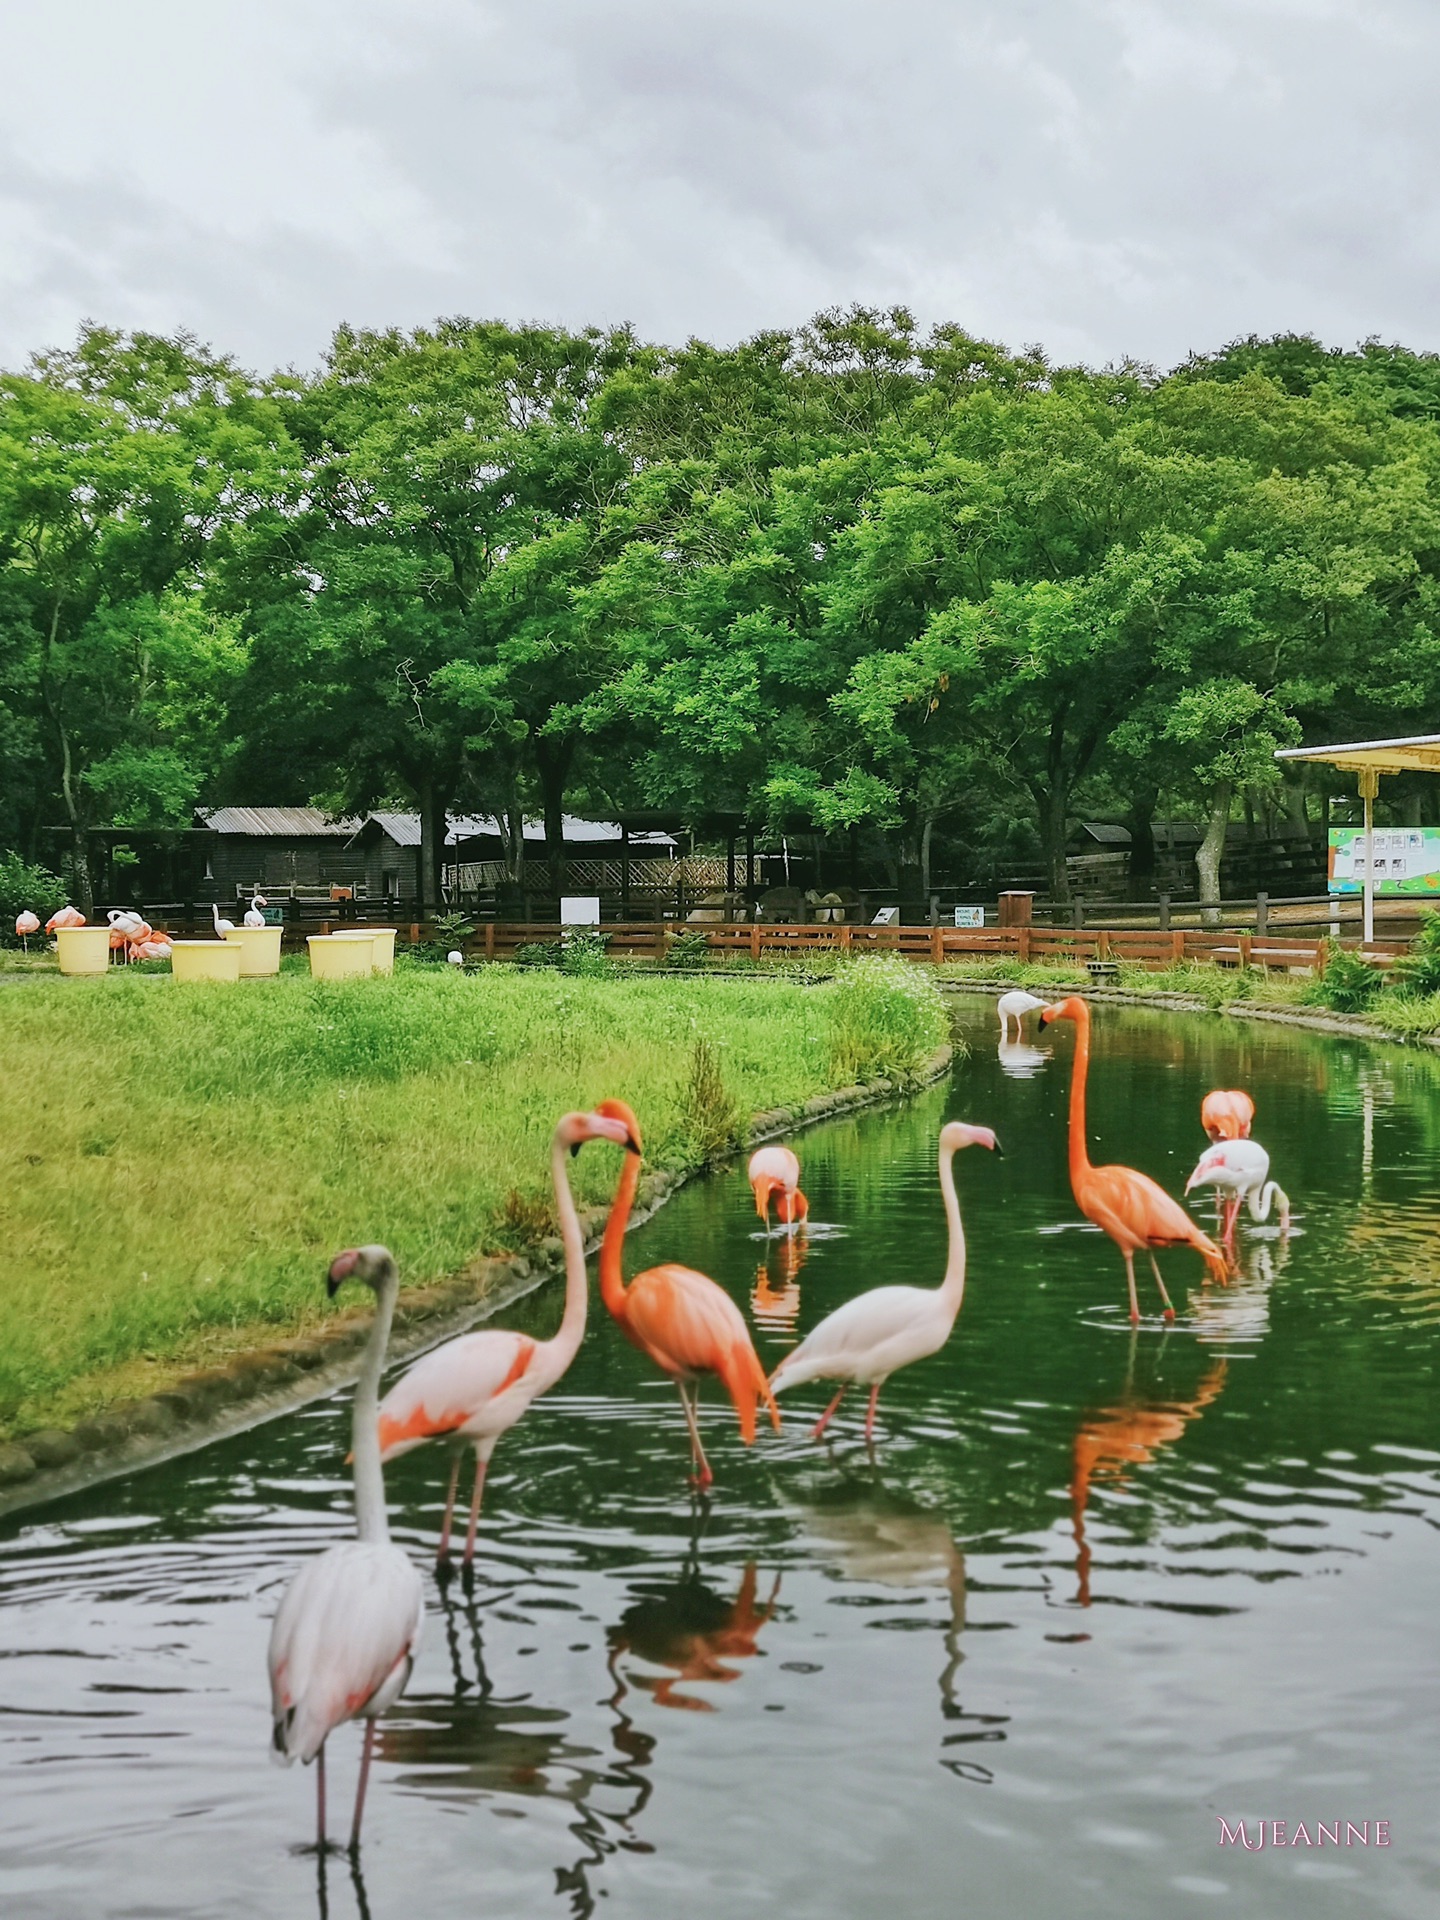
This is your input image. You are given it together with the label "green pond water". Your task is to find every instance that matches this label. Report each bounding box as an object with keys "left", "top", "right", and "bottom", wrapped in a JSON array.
[{"left": 2, "top": 995, "right": 1438, "bottom": 1920}]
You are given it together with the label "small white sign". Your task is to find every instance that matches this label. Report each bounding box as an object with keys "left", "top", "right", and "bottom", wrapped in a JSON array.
[
  {"left": 560, "top": 895, "right": 602, "bottom": 926},
  {"left": 953, "top": 906, "right": 985, "bottom": 928},
  {"left": 871, "top": 907, "right": 899, "bottom": 925}
]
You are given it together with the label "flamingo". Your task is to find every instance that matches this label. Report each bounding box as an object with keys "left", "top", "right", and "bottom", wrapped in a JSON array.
[
  {"left": 748, "top": 1144, "right": 808, "bottom": 1230},
  {"left": 375, "top": 1106, "right": 636, "bottom": 1568},
  {"left": 267, "top": 1246, "right": 423, "bottom": 1854},
  {"left": 15, "top": 911, "right": 39, "bottom": 953},
  {"left": 130, "top": 934, "right": 174, "bottom": 963},
  {"left": 212, "top": 900, "right": 236, "bottom": 938},
  {"left": 244, "top": 890, "right": 268, "bottom": 928},
  {"left": 596, "top": 1099, "right": 780, "bottom": 1489},
  {"left": 446, "top": 950, "right": 464, "bottom": 968},
  {"left": 1200, "top": 1089, "right": 1254, "bottom": 1141},
  {"left": 996, "top": 988, "right": 1051, "bottom": 1040},
  {"left": 45, "top": 906, "right": 85, "bottom": 932},
  {"left": 1185, "top": 1139, "right": 1289, "bottom": 1242},
  {"left": 1040, "top": 996, "right": 1227, "bottom": 1322},
  {"left": 769, "top": 1121, "right": 1000, "bottom": 1446}
]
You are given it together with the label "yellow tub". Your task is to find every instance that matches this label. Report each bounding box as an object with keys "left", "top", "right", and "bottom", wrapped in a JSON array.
[
  {"left": 55, "top": 925, "right": 111, "bottom": 975},
  {"left": 171, "top": 940, "right": 243, "bottom": 983},
  {"left": 223, "top": 925, "right": 283, "bottom": 976},
  {"left": 331, "top": 927, "right": 396, "bottom": 974},
  {"left": 308, "top": 933, "right": 375, "bottom": 980}
]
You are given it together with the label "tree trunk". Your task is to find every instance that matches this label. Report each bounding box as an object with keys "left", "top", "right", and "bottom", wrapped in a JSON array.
[
  {"left": 69, "top": 824, "right": 93, "bottom": 918},
  {"left": 534, "top": 738, "right": 572, "bottom": 899},
  {"left": 416, "top": 772, "right": 436, "bottom": 918},
  {"left": 1196, "top": 780, "right": 1231, "bottom": 926},
  {"left": 920, "top": 814, "right": 935, "bottom": 900},
  {"left": 1125, "top": 785, "right": 1159, "bottom": 896},
  {"left": 1039, "top": 785, "right": 1071, "bottom": 907}
]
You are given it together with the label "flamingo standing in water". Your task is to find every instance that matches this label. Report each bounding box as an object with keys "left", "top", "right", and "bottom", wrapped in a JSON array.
[
  {"left": 375, "top": 1106, "right": 637, "bottom": 1568},
  {"left": 597, "top": 1099, "right": 779, "bottom": 1488},
  {"left": 267, "top": 1246, "right": 424, "bottom": 1853},
  {"left": 996, "top": 988, "right": 1051, "bottom": 1040},
  {"left": 769, "top": 1121, "right": 1001, "bottom": 1446},
  {"left": 748, "top": 1144, "right": 808, "bottom": 1230},
  {"left": 1185, "top": 1139, "right": 1290, "bottom": 1241},
  {"left": 1200, "top": 1089, "right": 1254, "bottom": 1141},
  {"left": 1040, "top": 997, "right": 1227, "bottom": 1321}
]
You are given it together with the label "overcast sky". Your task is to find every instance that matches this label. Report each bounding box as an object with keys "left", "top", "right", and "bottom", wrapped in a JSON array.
[{"left": 1, "top": 0, "right": 1436, "bottom": 375}]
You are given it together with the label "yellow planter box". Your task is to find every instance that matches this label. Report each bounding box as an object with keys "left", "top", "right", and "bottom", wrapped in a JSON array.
[
  {"left": 307, "top": 933, "right": 375, "bottom": 980},
  {"left": 171, "top": 940, "right": 243, "bottom": 983},
  {"left": 55, "top": 925, "right": 111, "bottom": 975},
  {"left": 222, "top": 925, "right": 283, "bottom": 976},
  {"left": 330, "top": 928, "right": 396, "bottom": 974}
]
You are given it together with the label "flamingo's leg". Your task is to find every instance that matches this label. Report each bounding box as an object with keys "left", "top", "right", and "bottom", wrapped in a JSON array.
[
  {"left": 864, "top": 1383, "right": 881, "bottom": 1448},
  {"left": 811, "top": 1387, "right": 847, "bottom": 1441},
  {"left": 461, "top": 1453, "right": 488, "bottom": 1566},
  {"left": 349, "top": 1719, "right": 375, "bottom": 1852},
  {"left": 1222, "top": 1197, "right": 1241, "bottom": 1242},
  {"left": 1122, "top": 1251, "right": 1141, "bottom": 1324},
  {"left": 1147, "top": 1251, "right": 1176, "bottom": 1321},
  {"left": 677, "top": 1380, "right": 713, "bottom": 1488},
  {"left": 316, "top": 1742, "right": 327, "bottom": 1852},
  {"left": 437, "top": 1452, "right": 461, "bottom": 1566}
]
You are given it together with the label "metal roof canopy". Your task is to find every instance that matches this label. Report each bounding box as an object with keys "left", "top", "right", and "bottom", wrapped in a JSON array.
[{"left": 1275, "top": 733, "right": 1440, "bottom": 942}]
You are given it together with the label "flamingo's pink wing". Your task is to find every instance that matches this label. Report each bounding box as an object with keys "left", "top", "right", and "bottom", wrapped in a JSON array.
[{"left": 377, "top": 1330, "right": 536, "bottom": 1457}]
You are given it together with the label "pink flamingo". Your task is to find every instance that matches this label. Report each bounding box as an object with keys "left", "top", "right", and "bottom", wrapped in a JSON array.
[
  {"left": 268, "top": 1246, "right": 423, "bottom": 1853},
  {"left": 1200, "top": 1089, "right": 1254, "bottom": 1142},
  {"left": 374, "top": 1106, "right": 636, "bottom": 1568},
  {"left": 14, "top": 911, "right": 39, "bottom": 953},
  {"left": 45, "top": 906, "right": 85, "bottom": 933},
  {"left": 748, "top": 1144, "right": 809, "bottom": 1229}
]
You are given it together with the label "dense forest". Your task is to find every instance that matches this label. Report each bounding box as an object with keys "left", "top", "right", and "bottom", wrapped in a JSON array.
[{"left": 3, "top": 308, "right": 1439, "bottom": 913}]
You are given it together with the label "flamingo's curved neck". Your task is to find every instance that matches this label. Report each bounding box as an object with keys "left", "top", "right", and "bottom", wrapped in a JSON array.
[
  {"left": 599, "top": 1150, "right": 642, "bottom": 1318},
  {"left": 544, "top": 1131, "right": 590, "bottom": 1372},
  {"left": 937, "top": 1142, "right": 967, "bottom": 1313},
  {"left": 351, "top": 1261, "right": 398, "bottom": 1545},
  {"left": 1066, "top": 1006, "right": 1094, "bottom": 1181}
]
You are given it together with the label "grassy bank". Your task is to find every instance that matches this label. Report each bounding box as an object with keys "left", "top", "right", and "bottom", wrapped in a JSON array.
[{"left": 0, "top": 957, "right": 947, "bottom": 1435}]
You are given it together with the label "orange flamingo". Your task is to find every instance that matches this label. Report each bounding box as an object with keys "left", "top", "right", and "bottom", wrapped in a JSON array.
[
  {"left": 1070, "top": 1358, "right": 1228, "bottom": 1605},
  {"left": 1200, "top": 1089, "right": 1254, "bottom": 1141},
  {"left": 1040, "top": 997, "right": 1227, "bottom": 1321},
  {"left": 597, "top": 1099, "right": 779, "bottom": 1488},
  {"left": 748, "top": 1145, "right": 808, "bottom": 1229}
]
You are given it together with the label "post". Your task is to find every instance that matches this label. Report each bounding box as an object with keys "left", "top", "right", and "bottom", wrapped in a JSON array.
[
  {"left": 621, "top": 823, "right": 631, "bottom": 920},
  {"left": 1157, "top": 891, "right": 1170, "bottom": 931},
  {"left": 1359, "top": 769, "right": 1379, "bottom": 945},
  {"left": 1172, "top": 930, "right": 1184, "bottom": 963},
  {"left": 1073, "top": 895, "right": 1085, "bottom": 930},
  {"left": 930, "top": 926, "right": 944, "bottom": 963},
  {"left": 750, "top": 921, "right": 761, "bottom": 960},
  {"left": 1256, "top": 890, "right": 1268, "bottom": 938},
  {"left": 1017, "top": 926, "right": 1031, "bottom": 963},
  {"left": 484, "top": 922, "right": 495, "bottom": 962},
  {"left": 655, "top": 921, "right": 666, "bottom": 963}
]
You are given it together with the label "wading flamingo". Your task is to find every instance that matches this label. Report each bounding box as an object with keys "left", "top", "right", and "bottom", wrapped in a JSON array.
[
  {"left": 748, "top": 1144, "right": 808, "bottom": 1230},
  {"left": 996, "top": 988, "right": 1050, "bottom": 1041},
  {"left": 1200, "top": 1089, "right": 1254, "bottom": 1141},
  {"left": 376, "top": 1107, "right": 636, "bottom": 1569},
  {"left": 244, "top": 890, "right": 268, "bottom": 928},
  {"left": 267, "top": 1246, "right": 424, "bottom": 1854},
  {"left": 769, "top": 1121, "right": 1000, "bottom": 1446},
  {"left": 1040, "top": 997, "right": 1227, "bottom": 1321},
  {"left": 15, "top": 910, "right": 39, "bottom": 952},
  {"left": 212, "top": 900, "right": 236, "bottom": 938},
  {"left": 598, "top": 1099, "right": 779, "bottom": 1489},
  {"left": 1185, "top": 1138, "right": 1289, "bottom": 1241},
  {"left": 45, "top": 906, "right": 85, "bottom": 932}
]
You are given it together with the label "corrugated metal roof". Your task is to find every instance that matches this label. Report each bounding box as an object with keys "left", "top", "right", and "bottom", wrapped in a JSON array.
[{"left": 201, "top": 807, "right": 362, "bottom": 837}]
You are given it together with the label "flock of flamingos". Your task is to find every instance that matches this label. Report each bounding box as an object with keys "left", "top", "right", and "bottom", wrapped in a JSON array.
[{"left": 265, "top": 987, "right": 1292, "bottom": 1854}]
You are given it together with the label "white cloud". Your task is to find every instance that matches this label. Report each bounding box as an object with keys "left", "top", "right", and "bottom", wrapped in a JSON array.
[{"left": 0, "top": 0, "right": 1436, "bottom": 372}]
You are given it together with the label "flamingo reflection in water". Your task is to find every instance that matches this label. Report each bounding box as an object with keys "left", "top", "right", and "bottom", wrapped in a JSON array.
[
  {"left": 1068, "top": 1350, "right": 1229, "bottom": 1607},
  {"left": 607, "top": 1559, "right": 780, "bottom": 1712},
  {"left": 750, "top": 1228, "right": 809, "bottom": 1341}
]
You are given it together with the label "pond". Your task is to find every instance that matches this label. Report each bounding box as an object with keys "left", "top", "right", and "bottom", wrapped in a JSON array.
[{"left": 3, "top": 996, "right": 1439, "bottom": 1920}]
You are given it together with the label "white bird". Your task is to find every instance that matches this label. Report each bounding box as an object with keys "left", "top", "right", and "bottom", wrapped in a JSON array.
[
  {"left": 769, "top": 1121, "right": 1000, "bottom": 1446},
  {"left": 244, "top": 891, "right": 268, "bottom": 928},
  {"left": 212, "top": 901, "right": 236, "bottom": 938},
  {"left": 748, "top": 1144, "right": 808, "bottom": 1230},
  {"left": 995, "top": 988, "right": 1051, "bottom": 1040},
  {"left": 1185, "top": 1139, "right": 1290, "bottom": 1242},
  {"left": 446, "top": 950, "right": 464, "bottom": 967},
  {"left": 267, "top": 1245, "right": 424, "bottom": 1853}
]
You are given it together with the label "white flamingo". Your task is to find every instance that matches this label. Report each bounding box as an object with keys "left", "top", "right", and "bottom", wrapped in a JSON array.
[
  {"left": 212, "top": 901, "right": 236, "bottom": 938},
  {"left": 1185, "top": 1139, "right": 1290, "bottom": 1241},
  {"left": 996, "top": 989, "right": 1051, "bottom": 1040},
  {"left": 375, "top": 1107, "right": 634, "bottom": 1568},
  {"left": 15, "top": 911, "right": 39, "bottom": 953},
  {"left": 748, "top": 1144, "right": 808, "bottom": 1230},
  {"left": 769, "top": 1121, "right": 1001, "bottom": 1446},
  {"left": 267, "top": 1246, "right": 424, "bottom": 1853},
  {"left": 244, "top": 890, "right": 268, "bottom": 928}
]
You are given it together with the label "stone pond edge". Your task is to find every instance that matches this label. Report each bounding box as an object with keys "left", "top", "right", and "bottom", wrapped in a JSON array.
[{"left": 0, "top": 1043, "right": 955, "bottom": 1519}]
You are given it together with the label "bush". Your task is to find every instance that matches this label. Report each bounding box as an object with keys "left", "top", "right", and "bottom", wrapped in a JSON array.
[
  {"left": 1393, "top": 910, "right": 1440, "bottom": 998},
  {"left": 514, "top": 939, "right": 563, "bottom": 968},
  {"left": 664, "top": 928, "right": 714, "bottom": 970},
  {"left": 561, "top": 928, "right": 613, "bottom": 976},
  {"left": 826, "top": 954, "right": 951, "bottom": 1085},
  {"left": 1306, "top": 940, "right": 1384, "bottom": 1013},
  {"left": 679, "top": 1036, "right": 743, "bottom": 1161},
  {"left": 0, "top": 853, "right": 66, "bottom": 945}
]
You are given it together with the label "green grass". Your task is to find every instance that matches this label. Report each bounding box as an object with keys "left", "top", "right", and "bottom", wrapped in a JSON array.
[{"left": 0, "top": 958, "right": 947, "bottom": 1433}]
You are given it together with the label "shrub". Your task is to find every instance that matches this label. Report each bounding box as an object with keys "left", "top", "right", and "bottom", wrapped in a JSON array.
[
  {"left": 1393, "top": 910, "right": 1440, "bottom": 998},
  {"left": 664, "top": 928, "right": 714, "bottom": 970},
  {"left": 515, "top": 939, "right": 563, "bottom": 968},
  {"left": 679, "top": 1036, "right": 743, "bottom": 1162},
  {"left": 0, "top": 853, "right": 66, "bottom": 945},
  {"left": 826, "top": 953, "right": 951, "bottom": 1085},
  {"left": 1305, "top": 940, "right": 1384, "bottom": 1013},
  {"left": 561, "top": 928, "right": 613, "bottom": 976}
]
